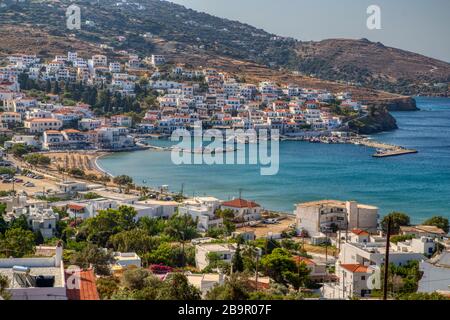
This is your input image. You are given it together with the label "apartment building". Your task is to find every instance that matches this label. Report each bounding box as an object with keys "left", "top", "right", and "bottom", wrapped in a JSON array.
[
  {"left": 24, "top": 118, "right": 63, "bottom": 134},
  {"left": 295, "top": 200, "right": 379, "bottom": 237}
]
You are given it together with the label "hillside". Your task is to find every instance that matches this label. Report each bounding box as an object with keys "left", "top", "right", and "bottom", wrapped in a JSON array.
[{"left": 0, "top": 0, "right": 448, "bottom": 97}]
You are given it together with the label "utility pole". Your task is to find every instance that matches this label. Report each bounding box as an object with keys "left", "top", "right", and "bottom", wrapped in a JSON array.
[
  {"left": 238, "top": 188, "right": 242, "bottom": 199},
  {"left": 255, "top": 248, "right": 259, "bottom": 291},
  {"left": 383, "top": 216, "right": 392, "bottom": 300}
]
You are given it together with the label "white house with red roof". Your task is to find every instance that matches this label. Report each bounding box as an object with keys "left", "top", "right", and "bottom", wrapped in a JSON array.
[
  {"left": 349, "top": 229, "right": 371, "bottom": 244},
  {"left": 294, "top": 256, "right": 328, "bottom": 281},
  {"left": 221, "top": 198, "right": 262, "bottom": 223},
  {"left": 330, "top": 263, "right": 377, "bottom": 299}
]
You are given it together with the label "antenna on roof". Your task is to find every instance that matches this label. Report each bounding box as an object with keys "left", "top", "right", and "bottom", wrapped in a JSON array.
[{"left": 238, "top": 188, "right": 243, "bottom": 200}]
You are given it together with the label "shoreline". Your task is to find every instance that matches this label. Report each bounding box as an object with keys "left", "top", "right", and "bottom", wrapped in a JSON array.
[{"left": 93, "top": 152, "right": 114, "bottom": 177}]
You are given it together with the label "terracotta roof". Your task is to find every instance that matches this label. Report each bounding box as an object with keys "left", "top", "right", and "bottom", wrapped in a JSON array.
[
  {"left": 26, "top": 118, "right": 62, "bottom": 123},
  {"left": 352, "top": 229, "right": 370, "bottom": 236},
  {"left": 340, "top": 264, "right": 370, "bottom": 274},
  {"left": 68, "top": 203, "right": 86, "bottom": 211},
  {"left": 222, "top": 198, "right": 260, "bottom": 209},
  {"left": 63, "top": 129, "right": 82, "bottom": 134},
  {"left": 65, "top": 269, "right": 100, "bottom": 300},
  {"left": 293, "top": 256, "right": 316, "bottom": 266}
]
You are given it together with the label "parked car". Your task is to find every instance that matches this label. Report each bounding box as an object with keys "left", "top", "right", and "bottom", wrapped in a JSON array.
[
  {"left": 14, "top": 178, "right": 23, "bottom": 183},
  {"left": 24, "top": 182, "right": 35, "bottom": 187}
]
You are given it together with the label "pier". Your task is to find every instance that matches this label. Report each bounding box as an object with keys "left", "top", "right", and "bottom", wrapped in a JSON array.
[
  {"left": 372, "top": 148, "right": 418, "bottom": 158},
  {"left": 351, "top": 138, "right": 418, "bottom": 158}
]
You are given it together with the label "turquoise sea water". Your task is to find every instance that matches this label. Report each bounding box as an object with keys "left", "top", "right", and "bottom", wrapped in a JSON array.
[{"left": 98, "top": 97, "right": 450, "bottom": 223}]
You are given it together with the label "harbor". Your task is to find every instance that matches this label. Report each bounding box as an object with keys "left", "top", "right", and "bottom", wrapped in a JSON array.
[{"left": 282, "top": 134, "right": 419, "bottom": 158}]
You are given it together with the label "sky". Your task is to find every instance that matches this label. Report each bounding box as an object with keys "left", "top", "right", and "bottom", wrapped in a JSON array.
[{"left": 169, "top": 0, "right": 450, "bottom": 62}]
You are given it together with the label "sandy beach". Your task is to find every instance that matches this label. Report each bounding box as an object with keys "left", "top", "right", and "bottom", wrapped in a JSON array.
[{"left": 41, "top": 151, "right": 111, "bottom": 177}]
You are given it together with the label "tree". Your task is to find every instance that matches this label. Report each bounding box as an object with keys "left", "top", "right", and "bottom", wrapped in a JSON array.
[
  {"left": 232, "top": 244, "right": 244, "bottom": 273},
  {"left": 204, "top": 252, "right": 231, "bottom": 274},
  {"left": 397, "top": 292, "right": 450, "bottom": 300},
  {"left": 423, "top": 216, "right": 449, "bottom": 234},
  {"left": 164, "top": 214, "right": 199, "bottom": 267},
  {"left": 216, "top": 208, "right": 236, "bottom": 235},
  {"left": 138, "top": 216, "right": 165, "bottom": 236},
  {"left": 83, "top": 192, "right": 101, "bottom": 200},
  {"left": 0, "top": 215, "right": 7, "bottom": 235},
  {"left": 260, "top": 248, "right": 297, "bottom": 284},
  {"left": 108, "top": 229, "right": 159, "bottom": 255},
  {"left": 34, "top": 230, "right": 44, "bottom": 245},
  {"left": 157, "top": 273, "right": 201, "bottom": 300},
  {"left": 8, "top": 215, "right": 30, "bottom": 231},
  {"left": 122, "top": 268, "right": 152, "bottom": 291},
  {"left": 206, "top": 273, "right": 253, "bottom": 300},
  {"left": 381, "top": 212, "right": 410, "bottom": 234},
  {"left": 113, "top": 175, "right": 133, "bottom": 187},
  {"left": 0, "top": 274, "right": 11, "bottom": 300},
  {"left": 96, "top": 276, "right": 120, "bottom": 300},
  {"left": 82, "top": 206, "right": 137, "bottom": 246},
  {"left": 0, "top": 228, "right": 35, "bottom": 258},
  {"left": 10, "top": 143, "right": 31, "bottom": 158},
  {"left": 143, "top": 243, "right": 185, "bottom": 267},
  {"left": 68, "top": 168, "right": 85, "bottom": 177},
  {"left": 24, "top": 154, "right": 51, "bottom": 166},
  {"left": 70, "top": 243, "right": 115, "bottom": 275},
  {"left": 284, "top": 261, "right": 310, "bottom": 291}
]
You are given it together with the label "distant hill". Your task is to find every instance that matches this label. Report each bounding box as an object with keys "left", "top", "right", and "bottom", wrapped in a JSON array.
[{"left": 0, "top": 0, "right": 449, "bottom": 96}]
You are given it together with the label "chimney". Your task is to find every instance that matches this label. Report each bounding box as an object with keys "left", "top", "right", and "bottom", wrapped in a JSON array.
[{"left": 55, "top": 241, "right": 63, "bottom": 267}]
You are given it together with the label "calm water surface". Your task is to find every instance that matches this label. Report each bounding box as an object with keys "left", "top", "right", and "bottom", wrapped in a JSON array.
[{"left": 98, "top": 97, "right": 450, "bottom": 223}]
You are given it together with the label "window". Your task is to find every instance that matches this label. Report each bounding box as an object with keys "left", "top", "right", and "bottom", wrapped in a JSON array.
[{"left": 361, "top": 276, "right": 366, "bottom": 281}]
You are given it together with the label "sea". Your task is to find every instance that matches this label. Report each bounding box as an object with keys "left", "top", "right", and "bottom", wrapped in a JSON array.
[{"left": 97, "top": 97, "right": 450, "bottom": 223}]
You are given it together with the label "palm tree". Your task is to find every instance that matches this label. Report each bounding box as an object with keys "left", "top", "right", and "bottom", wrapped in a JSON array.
[{"left": 164, "top": 213, "right": 198, "bottom": 267}]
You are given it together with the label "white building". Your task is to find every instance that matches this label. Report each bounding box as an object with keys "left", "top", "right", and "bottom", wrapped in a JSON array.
[
  {"left": 150, "top": 55, "right": 166, "bottom": 66},
  {"left": 339, "top": 241, "right": 426, "bottom": 267},
  {"left": 0, "top": 244, "right": 66, "bottom": 300},
  {"left": 109, "top": 62, "right": 121, "bottom": 73},
  {"left": 179, "top": 197, "right": 223, "bottom": 232},
  {"left": 323, "top": 263, "right": 377, "bottom": 299},
  {"left": 221, "top": 198, "right": 262, "bottom": 223},
  {"left": 295, "top": 200, "right": 379, "bottom": 237},
  {"left": 418, "top": 250, "right": 450, "bottom": 295},
  {"left": 95, "top": 127, "right": 135, "bottom": 150},
  {"left": 195, "top": 243, "right": 236, "bottom": 271},
  {"left": 24, "top": 118, "right": 63, "bottom": 134},
  {"left": 186, "top": 273, "right": 225, "bottom": 296},
  {"left": 78, "top": 118, "right": 102, "bottom": 131},
  {"left": 393, "top": 237, "right": 436, "bottom": 258},
  {"left": 113, "top": 252, "right": 141, "bottom": 269}
]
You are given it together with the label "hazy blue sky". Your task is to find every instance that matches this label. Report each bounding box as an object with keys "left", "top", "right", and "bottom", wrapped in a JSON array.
[{"left": 170, "top": 0, "right": 450, "bottom": 62}]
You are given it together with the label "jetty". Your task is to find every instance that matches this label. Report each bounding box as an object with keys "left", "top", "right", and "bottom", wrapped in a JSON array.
[
  {"left": 281, "top": 135, "right": 418, "bottom": 158},
  {"left": 351, "top": 137, "right": 418, "bottom": 158},
  {"left": 372, "top": 148, "right": 418, "bottom": 158}
]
